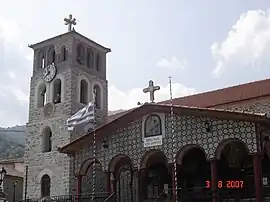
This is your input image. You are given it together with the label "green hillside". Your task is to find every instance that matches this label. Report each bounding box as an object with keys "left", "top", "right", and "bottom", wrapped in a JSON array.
[{"left": 0, "top": 126, "right": 26, "bottom": 159}]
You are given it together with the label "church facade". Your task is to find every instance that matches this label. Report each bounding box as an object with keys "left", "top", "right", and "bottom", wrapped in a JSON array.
[
  {"left": 59, "top": 103, "right": 270, "bottom": 202},
  {"left": 24, "top": 15, "right": 270, "bottom": 202}
]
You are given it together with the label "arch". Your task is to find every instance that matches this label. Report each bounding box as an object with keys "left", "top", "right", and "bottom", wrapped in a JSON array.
[
  {"left": 38, "top": 51, "right": 45, "bottom": 68},
  {"left": 41, "top": 174, "right": 51, "bottom": 197},
  {"left": 78, "top": 158, "right": 102, "bottom": 176},
  {"left": 76, "top": 43, "right": 85, "bottom": 65},
  {"left": 37, "top": 83, "right": 47, "bottom": 108},
  {"left": 80, "top": 79, "right": 88, "bottom": 104},
  {"left": 176, "top": 144, "right": 207, "bottom": 165},
  {"left": 93, "top": 84, "right": 101, "bottom": 109},
  {"left": 144, "top": 114, "right": 162, "bottom": 138},
  {"left": 140, "top": 149, "right": 168, "bottom": 169},
  {"left": 215, "top": 138, "right": 250, "bottom": 160},
  {"left": 42, "top": 126, "right": 52, "bottom": 152},
  {"left": 37, "top": 168, "right": 53, "bottom": 182},
  {"left": 47, "top": 47, "right": 56, "bottom": 64},
  {"left": 60, "top": 46, "right": 67, "bottom": 62},
  {"left": 53, "top": 78, "right": 62, "bottom": 104},
  {"left": 108, "top": 154, "right": 133, "bottom": 173},
  {"left": 95, "top": 52, "right": 100, "bottom": 71}
]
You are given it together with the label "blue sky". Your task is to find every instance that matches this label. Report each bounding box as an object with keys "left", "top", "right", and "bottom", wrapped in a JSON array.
[{"left": 0, "top": 0, "right": 270, "bottom": 126}]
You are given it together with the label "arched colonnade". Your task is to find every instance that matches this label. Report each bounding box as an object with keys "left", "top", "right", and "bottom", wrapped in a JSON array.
[{"left": 75, "top": 138, "right": 268, "bottom": 202}]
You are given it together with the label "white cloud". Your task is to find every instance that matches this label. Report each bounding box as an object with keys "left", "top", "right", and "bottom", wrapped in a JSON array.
[
  {"left": 211, "top": 9, "right": 270, "bottom": 76},
  {"left": 108, "top": 83, "right": 196, "bottom": 111},
  {"left": 157, "top": 56, "right": 187, "bottom": 69}
]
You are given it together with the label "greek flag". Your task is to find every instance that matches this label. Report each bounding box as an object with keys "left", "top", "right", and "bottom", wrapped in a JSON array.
[{"left": 66, "top": 100, "right": 96, "bottom": 131}]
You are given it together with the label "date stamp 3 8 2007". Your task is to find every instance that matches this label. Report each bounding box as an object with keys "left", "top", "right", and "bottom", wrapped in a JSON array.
[{"left": 205, "top": 180, "right": 244, "bottom": 189}]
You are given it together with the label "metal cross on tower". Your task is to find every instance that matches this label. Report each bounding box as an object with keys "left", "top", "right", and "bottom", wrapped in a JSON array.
[
  {"left": 143, "top": 80, "right": 160, "bottom": 103},
  {"left": 64, "top": 14, "right": 77, "bottom": 32}
]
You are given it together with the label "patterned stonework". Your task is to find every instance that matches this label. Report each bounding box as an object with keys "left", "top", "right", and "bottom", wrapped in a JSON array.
[{"left": 75, "top": 113, "right": 257, "bottom": 173}]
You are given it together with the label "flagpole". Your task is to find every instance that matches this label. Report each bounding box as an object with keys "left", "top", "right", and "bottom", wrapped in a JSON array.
[
  {"left": 169, "top": 76, "right": 178, "bottom": 202},
  {"left": 92, "top": 90, "right": 97, "bottom": 200}
]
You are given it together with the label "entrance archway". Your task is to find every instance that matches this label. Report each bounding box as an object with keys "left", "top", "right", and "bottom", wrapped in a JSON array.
[
  {"left": 140, "top": 150, "right": 170, "bottom": 200},
  {"left": 78, "top": 158, "right": 106, "bottom": 194},
  {"left": 108, "top": 154, "right": 135, "bottom": 202},
  {"left": 216, "top": 139, "right": 254, "bottom": 199},
  {"left": 176, "top": 145, "right": 210, "bottom": 200}
]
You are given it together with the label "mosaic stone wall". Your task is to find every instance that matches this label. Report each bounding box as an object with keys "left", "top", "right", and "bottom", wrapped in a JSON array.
[{"left": 75, "top": 113, "right": 257, "bottom": 173}]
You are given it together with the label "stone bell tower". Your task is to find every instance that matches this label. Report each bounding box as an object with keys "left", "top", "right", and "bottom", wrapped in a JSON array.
[{"left": 24, "top": 14, "right": 111, "bottom": 198}]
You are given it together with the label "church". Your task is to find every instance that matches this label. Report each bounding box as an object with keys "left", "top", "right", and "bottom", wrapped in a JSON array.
[{"left": 24, "top": 15, "right": 270, "bottom": 202}]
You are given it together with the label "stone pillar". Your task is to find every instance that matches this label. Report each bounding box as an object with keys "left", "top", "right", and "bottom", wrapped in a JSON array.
[
  {"left": 111, "top": 173, "right": 117, "bottom": 193},
  {"left": 138, "top": 168, "right": 147, "bottom": 202},
  {"left": 253, "top": 154, "right": 263, "bottom": 202},
  {"left": 106, "top": 172, "right": 111, "bottom": 193},
  {"left": 210, "top": 159, "right": 218, "bottom": 202},
  {"left": 76, "top": 175, "right": 82, "bottom": 196}
]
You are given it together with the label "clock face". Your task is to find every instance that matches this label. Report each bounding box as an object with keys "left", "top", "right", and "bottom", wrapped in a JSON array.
[
  {"left": 145, "top": 115, "right": 162, "bottom": 137},
  {"left": 43, "top": 63, "right": 57, "bottom": 83}
]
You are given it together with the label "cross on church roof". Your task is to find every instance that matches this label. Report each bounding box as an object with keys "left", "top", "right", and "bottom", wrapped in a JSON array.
[
  {"left": 64, "top": 14, "right": 77, "bottom": 32},
  {"left": 143, "top": 80, "right": 160, "bottom": 103}
]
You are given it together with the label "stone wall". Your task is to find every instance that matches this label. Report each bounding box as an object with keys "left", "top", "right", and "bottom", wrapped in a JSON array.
[
  {"left": 75, "top": 114, "right": 257, "bottom": 173},
  {"left": 213, "top": 96, "right": 270, "bottom": 113}
]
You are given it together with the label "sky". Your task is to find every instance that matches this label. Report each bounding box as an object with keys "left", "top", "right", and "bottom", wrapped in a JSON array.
[{"left": 1, "top": 0, "right": 270, "bottom": 127}]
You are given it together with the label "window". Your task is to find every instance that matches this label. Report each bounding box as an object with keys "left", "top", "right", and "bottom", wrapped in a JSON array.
[
  {"left": 38, "top": 83, "right": 47, "bottom": 108},
  {"left": 96, "top": 53, "right": 100, "bottom": 71},
  {"left": 39, "top": 52, "right": 45, "bottom": 68},
  {"left": 60, "top": 46, "right": 67, "bottom": 62},
  {"left": 93, "top": 85, "right": 101, "bottom": 109},
  {"left": 41, "top": 174, "right": 51, "bottom": 197},
  {"left": 53, "top": 79, "right": 61, "bottom": 104},
  {"left": 76, "top": 44, "right": 85, "bottom": 65},
  {"left": 86, "top": 48, "right": 94, "bottom": 68},
  {"left": 80, "top": 79, "right": 88, "bottom": 104},
  {"left": 144, "top": 115, "right": 162, "bottom": 138},
  {"left": 47, "top": 47, "right": 56, "bottom": 64},
  {"left": 42, "top": 126, "right": 52, "bottom": 152}
]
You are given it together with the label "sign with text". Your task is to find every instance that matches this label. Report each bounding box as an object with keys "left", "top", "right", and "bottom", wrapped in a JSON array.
[{"left": 144, "top": 135, "right": 163, "bottom": 147}]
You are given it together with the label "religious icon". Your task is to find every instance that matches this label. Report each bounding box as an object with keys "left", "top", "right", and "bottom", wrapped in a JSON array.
[{"left": 144, "top": 115, "right": 162, "bottom": 137}]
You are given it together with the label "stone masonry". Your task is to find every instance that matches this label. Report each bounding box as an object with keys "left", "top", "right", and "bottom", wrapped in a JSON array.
[{"left": 24, "top": 31, "right": 110, "bottom": 198}]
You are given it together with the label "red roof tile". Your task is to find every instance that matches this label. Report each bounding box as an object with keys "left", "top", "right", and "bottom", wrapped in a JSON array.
[{"left": 158, "top": 78, "right": 270, "bottom": 107}]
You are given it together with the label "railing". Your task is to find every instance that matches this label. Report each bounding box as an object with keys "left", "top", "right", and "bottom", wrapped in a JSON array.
[
  {"left": 18, "top": 192, "right": 110, "bottom": 202},
  {"left": 104, "top": 193, "right": 116, "bottom": 202},
  {"left": 151, "top": 187, "right": 258, "bottom": 202}
]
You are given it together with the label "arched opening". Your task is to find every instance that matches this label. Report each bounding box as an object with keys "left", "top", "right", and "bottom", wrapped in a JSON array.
[
  {"left": 93, "top": 85, "right": 101, "bottom": 109},
  {"left": 37, "top": 83, "right": 47, "bottom": 108},
  {"left": 216, "top": 139, "right": 254, "bottom": 199},
  {"left": 42, "top": 127, "right": 52, "bottom": 153},
  {"left": 176, "top": 145, "right": 210, "bottom": 200},
  {"left": 76, "top": 44, "right": 84, "bottom": 65},
  {"left": 86, "top": 48, "right": 94, "bottom": 68},
  {"left": 140, "top": 150, "right": 169, "bottom": 201},
  {"left": 47, "top": 47, "right": 56, "bottom": 64},
  {"left": 60, "top": 46, "right": 67, "bottom": 62},
  {"left": 39, "top": 51, "right": 45, "bottom": 68},
  {"left": 79, "top": 158, "right": 106, "bottom": 194},
  {"left": 53, "top": 79, "right": 61, "bottom": 104},
  {"left": 108, "top": 154, "right": 135, "bottom": 202},
  {"left": 41, "top": 174, "right": 51, "bottom": 197},
  {"left": 80, "top": 79, "right": 88, "bottom": 105},
  {"left": 262, "top": 135, "right": 270, "bottom": 195},
  {"left": 96, "top": 53, "right": 100, "bottom": 71}
]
